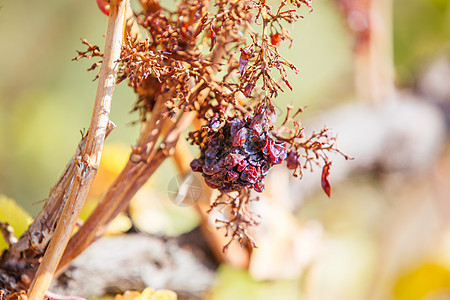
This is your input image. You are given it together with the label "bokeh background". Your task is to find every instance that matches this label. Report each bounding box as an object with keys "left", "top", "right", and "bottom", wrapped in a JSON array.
[{"left": 1, "top": 0, "right": 450, "bottom": 299}]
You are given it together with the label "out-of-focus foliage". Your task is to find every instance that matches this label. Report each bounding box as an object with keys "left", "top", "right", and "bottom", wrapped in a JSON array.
[
  {"left": 394, "top": 0, "right": 450, "bottom": 85},
  {"left": 0, "top": 1, "right": 137, "bottom": 216},
  {"left": 0, "top": 195, "right": 32, "bottom": 251},
  {"left": 78, "top": 144, "right": 200, "bottom": 236},
  {"left": 94, "top": 287, "right": 177, "bottom": 300},
  {"left": 0, "top": 0, "right": 449, "bottom": 299},
  {"left": 0, "top": 0, "right": 355, "bottom": 216},
  {"left": 394, "top": 263, "right": 450, "bottom": 300},
  {"left": 129, "top": 185, "right": 201, "bottom": 237},
  {"left": 207, "top": 265, "right": 301, "bottom": 300},
  {"left": 115, "top": 288, "right": 177, "bottom": 300}
]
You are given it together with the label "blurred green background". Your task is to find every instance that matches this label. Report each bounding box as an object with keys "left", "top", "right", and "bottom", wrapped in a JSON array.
[
  {"left": 1, "top": 0, "right": 450, "bottom": 299},
  {"left": 1, "top": 0, "right": 448, "bottom": 215},
  {"left": 0, "top": 0, "right": 138, "bottom": 214}
]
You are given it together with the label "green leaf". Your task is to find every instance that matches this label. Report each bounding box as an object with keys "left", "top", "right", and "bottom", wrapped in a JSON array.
[
  {"left": 208, "top": 265, "right": 301, "bottom": 300},
  {"left": 0, "top": 195, "right": 32, "bottom": 251}
]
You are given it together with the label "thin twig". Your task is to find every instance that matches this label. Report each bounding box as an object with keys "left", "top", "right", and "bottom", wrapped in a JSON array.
[{"left": 27, "top": 1, "right": 129, "bottom": 299}]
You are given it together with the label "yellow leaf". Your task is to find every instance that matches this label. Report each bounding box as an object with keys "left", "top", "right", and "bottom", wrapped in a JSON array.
[
  {"left": 140, "top": 287, "right": 155, "bottom": 299},
  {"left": 115, "top": 291, "right": 141, "bottom": 300},
  {"left": 88, "top": 144, "right": 130, "bottom": 200},
  {"left": 394, "top": 263, "right": 450, "bottom": 300},
  {"left": 113, "top": 288, "right": 177, "bottom": 300},
  {"left": 105, "top": 213, "right": 132, "bottom": 235},
  {"left": 0, "top": 195, "right": 32, "bottom": 251},
  {"left": 152, "top": 290, "right": 177, "bottom": 300}
]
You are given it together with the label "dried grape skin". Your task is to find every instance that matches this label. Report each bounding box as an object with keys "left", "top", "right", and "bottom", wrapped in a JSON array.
[
  {"left": 232, "top": 127, "right": 248, "bottom": 147},
  {"left": 190, "top": 115, "right": 287, "bottom": 193}
]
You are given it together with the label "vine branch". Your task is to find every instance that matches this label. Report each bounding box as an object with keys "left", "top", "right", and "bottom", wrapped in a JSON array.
[{"left": 27, "top": 1, "right": 129, "bottom": 299}]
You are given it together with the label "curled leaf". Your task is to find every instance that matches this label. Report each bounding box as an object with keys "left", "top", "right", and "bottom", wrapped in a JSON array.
[
  {"left": 321, "top": 161, "right": 332, "bottom": 197},
  {"left": 284, "top": 79, "right": 293, "bottom": 91}
]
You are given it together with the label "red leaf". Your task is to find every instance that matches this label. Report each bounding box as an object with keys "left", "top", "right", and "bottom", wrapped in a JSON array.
[
  {"left": 284, "top": 79, "right": 293, "bottom": 91},
  {"left": 321, "top": 162, "right": 332, "bottom": 197},
  {"left": 96, "top": 0, "right": 110, "bottom": 16}
]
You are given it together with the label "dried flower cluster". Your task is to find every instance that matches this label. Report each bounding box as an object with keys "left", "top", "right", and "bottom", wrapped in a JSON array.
[{"left": 74, "top": 0, "right": 348, "bottom": 249}]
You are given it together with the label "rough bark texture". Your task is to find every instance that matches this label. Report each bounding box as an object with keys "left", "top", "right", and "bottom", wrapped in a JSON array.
[{"left": 51, "top": 231, "right": 216, "bottom": 300}]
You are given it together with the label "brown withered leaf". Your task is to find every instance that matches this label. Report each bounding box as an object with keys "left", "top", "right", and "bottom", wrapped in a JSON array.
[{"left": 321, "top": 161, "right": 332, "bottom": 197}]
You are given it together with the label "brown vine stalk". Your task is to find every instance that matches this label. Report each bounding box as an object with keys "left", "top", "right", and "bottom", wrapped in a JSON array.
[{"left": 27, "top": 1, "right": 129, "bottom": 299}]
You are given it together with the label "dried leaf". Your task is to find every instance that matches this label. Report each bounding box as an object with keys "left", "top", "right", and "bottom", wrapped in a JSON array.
[
  {"left": 321, "top": 162, "right": 332, "bottom": 197},
  {"left": 284, "top": 79, "right": 293, "bottom": 91}
]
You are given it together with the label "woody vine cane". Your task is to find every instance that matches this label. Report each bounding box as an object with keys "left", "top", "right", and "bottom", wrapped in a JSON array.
[{"left": 27, "top": 1, "right": 129, "bottom": 299}]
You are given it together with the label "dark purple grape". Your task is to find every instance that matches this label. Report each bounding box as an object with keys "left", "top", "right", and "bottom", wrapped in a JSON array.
[
  {"left": 244, "top": 84, "right": 255, "bottom": 98},
  {"left": 202, "top": 163, "right": 221, "bottom": 175},
  {"left": 249, "top": 114, "right": 266, "bottom": 136},
  {"left": 248, "top": 153, "right": 263, "bottom": 166},
  {"left": 241, "top": 165, "right": 258, "bottom": 184},
  {"left": 190, "top": 114, "right": 286, "bottom": 193},
  {"left": 224, "top": 153, "right": 246, "bottom": 168},
  {"left": 285, "top": 150, "right": 298, "bottom": 170},
  {"left": 212, "top": 169, "right": 227, "bottom": 181},
  {"left": 262, "top": 138, "right": 272, "bottom": 156},
  {"left": 270, "top": 142, "right": 287, "bottom": 164},
  {"left": 236, "top": 159, "right": 249, "bottom": 172},
  {"left": 232, "top": 127, "right": 247, "bottom": 147},
  {"left": 226, "top": 170, "right": 239, "bottom": 182},
  {"left": 230, "top": 118, "right": 243, "bottom": 136},
  {"left": 210, "top": 117, "right": 221, "bottom": 130},
  {"left": 204, "top": 177, "right": 221, "bottom": 189},
  {"left": 190, "top": 159, "right": 203, "bottom": 172}
]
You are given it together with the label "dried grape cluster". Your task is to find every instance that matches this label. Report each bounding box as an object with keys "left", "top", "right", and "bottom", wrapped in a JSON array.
[
  {"left": 190, "top": 113, "right": 287, "bottom": 193},
  {"left": 72, "top": 0, "right": 350, "bottom": 250}
]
